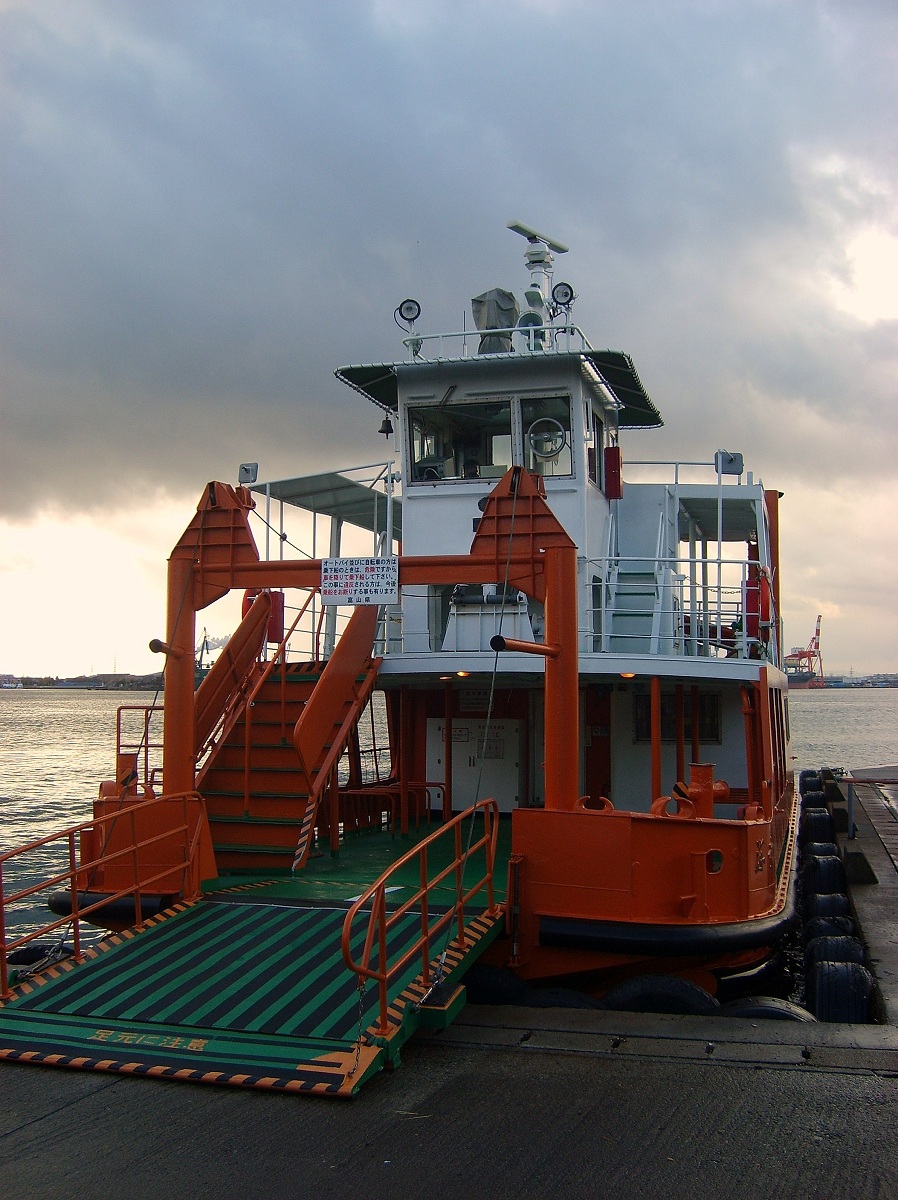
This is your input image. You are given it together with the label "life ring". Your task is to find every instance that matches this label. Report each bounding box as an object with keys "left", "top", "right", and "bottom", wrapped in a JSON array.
[{"left": 744, "top": 566, "right": 772, "bottom": 643}]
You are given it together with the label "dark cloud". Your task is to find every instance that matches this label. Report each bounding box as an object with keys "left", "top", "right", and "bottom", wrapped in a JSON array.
[{"left": 1, "top": 0, "right": 897, "bottom": 527}]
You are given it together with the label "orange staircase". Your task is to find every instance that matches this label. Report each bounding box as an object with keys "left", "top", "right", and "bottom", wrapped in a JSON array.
[
  {"left": 291, "top": 606, "right": 381, "bottom": 870},
  {"left": 197, "top": 606, "right": 381, "bottom": 874}
]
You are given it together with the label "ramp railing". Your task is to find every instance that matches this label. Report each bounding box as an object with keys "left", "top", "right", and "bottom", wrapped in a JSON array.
[
  {"left": 341, "top": 799, "right": 500, "bottom": 1035},
  {"left": 0, "top": 792, "right": 208, "bottom": 998}
]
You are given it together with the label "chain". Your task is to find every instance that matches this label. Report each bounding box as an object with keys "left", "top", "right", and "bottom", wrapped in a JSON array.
[{"left": 348, "top": 976, "right": 367, "bottom": 1078}]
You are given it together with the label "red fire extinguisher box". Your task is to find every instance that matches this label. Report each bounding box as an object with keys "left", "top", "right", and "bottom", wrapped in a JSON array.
[{"left": 604, "top": 446, "right": 623, "bottom": 500}]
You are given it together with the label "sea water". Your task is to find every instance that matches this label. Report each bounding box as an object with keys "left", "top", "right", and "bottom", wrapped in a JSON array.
[{"left": 1, "top": 686, "right": 896, "bottom": 938}]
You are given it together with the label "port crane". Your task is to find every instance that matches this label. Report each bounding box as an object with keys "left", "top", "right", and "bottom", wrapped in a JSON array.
[{"left": 784, "top": 615, "right": 825, "bottom": 687}]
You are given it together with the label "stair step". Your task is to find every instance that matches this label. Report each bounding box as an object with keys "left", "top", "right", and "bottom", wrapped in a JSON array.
[
  {"left": 212, "top": 841, "right": 297, "bottom": 856},
  {"left": 203, "top": 788, "right": 309, "bottom": 802},
  {"left": 208, "top": 815, "right": 306, "bottom": 827},
  {"left": 203, "top": 764, "right": 303, "bottom": 779}
]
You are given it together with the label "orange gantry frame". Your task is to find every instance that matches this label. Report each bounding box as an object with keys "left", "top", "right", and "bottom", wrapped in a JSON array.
[{"left": 155, "top": 467, "right": 581, "bottom": 815}]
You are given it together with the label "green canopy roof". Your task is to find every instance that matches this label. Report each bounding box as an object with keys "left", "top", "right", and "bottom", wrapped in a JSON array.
[{"left": 335, "top": 350, "right": 662, "bottom": 429}]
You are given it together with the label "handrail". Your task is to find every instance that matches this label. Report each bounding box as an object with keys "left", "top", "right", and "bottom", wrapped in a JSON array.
[
  {"left": 116, "top": 704, "right": 163, "bottom": 789},
  {"left": 401, "top": 323, "right": 590, "bottom": 362},
  {"left": 584, "top": 549, "right": 778, "bottom": 663},
  {"left": 341, "top": 800, "right": 499, "bottom": 1035},
  {"left": 0, "top": 791, "right": 207, "bottom": 999}
]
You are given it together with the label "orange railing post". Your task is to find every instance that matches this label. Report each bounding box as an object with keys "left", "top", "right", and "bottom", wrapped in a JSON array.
[
  {"left": 419, "top": 846, "right": 430, "bottom": 984},
  {"left": 68, "top": 830, "right": 82, "bottom": 962},
  {"left": 0, "top": 860, "right": 8, "bottom": 997}
]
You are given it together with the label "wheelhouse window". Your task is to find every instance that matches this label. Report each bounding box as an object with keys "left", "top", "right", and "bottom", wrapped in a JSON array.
[
  {"left": 587, "top": 404, "right": 604, "bottom": 487},
  {"left": 521, "top": 395, "right": 573, "bottom": 477},
  {"left": 408, "top": 399, "right": 513, "bottom": 481}
]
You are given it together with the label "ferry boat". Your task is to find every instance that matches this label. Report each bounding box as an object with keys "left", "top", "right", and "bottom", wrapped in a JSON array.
[{"left": 0, "top": 223, "right": 798, "bottom": 1096}]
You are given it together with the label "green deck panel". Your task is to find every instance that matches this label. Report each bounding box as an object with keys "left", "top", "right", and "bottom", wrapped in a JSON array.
[
  {"left": 204, "top": 812, "right": 512, "bottom": 907},
  {"left": 0, "top": 816, "right": 509, "bottom": 1095},
  {"left": 10, "top": 903, "right": 432, "bottom": 1039}
]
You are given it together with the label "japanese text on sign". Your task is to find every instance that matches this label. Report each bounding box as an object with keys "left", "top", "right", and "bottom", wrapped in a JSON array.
[{"left": 321, "top": 557, "right": 399, "bottom": 606}]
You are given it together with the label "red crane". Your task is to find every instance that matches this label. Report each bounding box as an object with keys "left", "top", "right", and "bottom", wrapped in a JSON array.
[{"left": 784, "top": 615, "right": 825, "bottom": 688}]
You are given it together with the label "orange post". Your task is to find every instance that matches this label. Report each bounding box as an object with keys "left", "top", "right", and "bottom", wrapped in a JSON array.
[
  {"left": 161, "top": 555, "right": 197, "bottom": 797},
  {"left": 543, "top": 544, "right": 579, "bottom": 812},
  {"left": 651, "top": 675, "right": 662, "bottom": 802},
  {"left": 443, "top": 679, "right": 453, "bottom": 820}
]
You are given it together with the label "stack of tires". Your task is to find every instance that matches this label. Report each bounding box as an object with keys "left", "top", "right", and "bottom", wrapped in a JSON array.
[{"left": 798, "top": 768, "right": 875, "bottom": 1022}]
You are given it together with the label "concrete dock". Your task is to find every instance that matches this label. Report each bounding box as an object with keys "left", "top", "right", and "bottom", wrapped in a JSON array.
[{"left": 3, "top": 779, "right": 898, "bottom": 1199}]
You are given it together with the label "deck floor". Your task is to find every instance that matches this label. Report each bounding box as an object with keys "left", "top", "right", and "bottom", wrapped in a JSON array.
[{"left": 0, "top": 819, "right": 509, "bottom": 1096}]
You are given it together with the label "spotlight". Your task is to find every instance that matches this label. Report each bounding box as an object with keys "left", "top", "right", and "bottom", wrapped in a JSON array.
[
  {"left": 552, "top": 282, "right": 575, "bottom": 307},
  {"left": 398, "top": 298, "right": 421, "bottom": 323}
]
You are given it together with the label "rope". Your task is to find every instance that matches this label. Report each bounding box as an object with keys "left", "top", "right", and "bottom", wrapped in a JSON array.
[
  {"left": 249, "top": 507, "right": 313, "bottom": 559},
  {"left": 421, "top": 471, "right": 522, "bottom": 1001}
]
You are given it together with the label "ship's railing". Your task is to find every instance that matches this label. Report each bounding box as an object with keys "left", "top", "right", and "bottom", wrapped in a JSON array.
[
  {"left": 355, "top": 742, "right": 394, "bottom": 786},
  {"left": 623, "top": 458, "right": 760, "bottom": 486},
  {"left": 367, "top": 562, "right": 777, "bottom": 664},
  {"left": 341, "top": 799, "right": 500, "bottom": 1035},
  {"left": 249, "top": 460, "right": 398, "bottom": 661},
  {"left": 587, "top": 551, "right": 778, "bottom": 662},
  {"left": 401, "top": 323, "right": 591, "bottom": 362},
  {"left": 0, "top": 792, "right": 207, "bottom": 999},
  {"left": 116, "top": 703, "right": 164, "bottom": 789}
]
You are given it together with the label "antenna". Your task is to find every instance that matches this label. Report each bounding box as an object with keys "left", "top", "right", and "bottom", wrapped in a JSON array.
[
  {"left": 507, "top": 221, "right": 570, "bottom": 314},
  {"left": 507, "top": 220, "right": 569, "bottom": 254}
]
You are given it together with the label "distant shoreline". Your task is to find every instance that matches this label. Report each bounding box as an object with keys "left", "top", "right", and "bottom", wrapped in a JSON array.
[{"left": 9, "top": 673, "right": 165, "bottom": 691}]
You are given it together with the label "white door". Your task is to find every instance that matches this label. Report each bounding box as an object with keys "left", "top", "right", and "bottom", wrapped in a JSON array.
[{"left": 426, "top": 718, "right": 522, "bottom": 812}]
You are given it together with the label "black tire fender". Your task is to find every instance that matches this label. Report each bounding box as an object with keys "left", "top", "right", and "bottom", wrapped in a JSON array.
[
  {"left": 799, "top": 770, "right": 822, "bottom": 796},
  {"left": 722, "top": 996, "right": 817, "bottom": 1022},
  {"left": 602, "top": 974, "right": 720, "bottom": 1016},
  {"left": 805, "top": 892, "right": 851, "bottom": 920},
  {"left": 802, "top": 854, "right": 847, "bottom": 896},
  {"left": 800, "top": 807, "right": 834, "bottom": 844},
  {"left": 805, "top": 935, "right": 865, "bottom": 967},
  {"left": 810, "top": 960, "right": 875, "bottom": 1023},
  {"left": 802, "top": 915, "right": 855, "bottom": 943}
]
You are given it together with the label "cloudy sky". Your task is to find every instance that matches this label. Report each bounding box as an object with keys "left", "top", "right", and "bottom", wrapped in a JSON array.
[{"left": 1, "top": 0, "right": 896, "bottom": 678}]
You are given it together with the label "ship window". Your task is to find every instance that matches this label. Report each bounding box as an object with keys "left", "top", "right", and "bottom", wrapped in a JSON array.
[
  {"left": 587, "top": 404, "right": 604, "bottom": 486},
  {"left": 632, "top": 692, "right": 721, "bottom": 744},
  {"left": 522, "top": 395, "right": 573, "bottom": 477},
  {"left": 408, "top": 399, "right": 512, "bottom": 482}
]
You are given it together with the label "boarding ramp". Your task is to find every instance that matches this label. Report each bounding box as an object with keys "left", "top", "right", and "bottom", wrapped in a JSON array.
[{"left": 0, "top": 803, "right": 503, "bottom": 1098}]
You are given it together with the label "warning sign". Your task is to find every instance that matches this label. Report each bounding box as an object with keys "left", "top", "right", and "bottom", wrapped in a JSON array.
[{"left": 321, "top": 557, "right": 399, "bottom": 606}]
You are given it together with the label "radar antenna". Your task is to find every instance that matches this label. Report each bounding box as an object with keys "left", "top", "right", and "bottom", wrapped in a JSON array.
[
  {"left": 507, "top": 220, "right": 570, "bottom": 321},
  {"left": 506, "top": 221, "right": 569, "bottom": 254}
]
